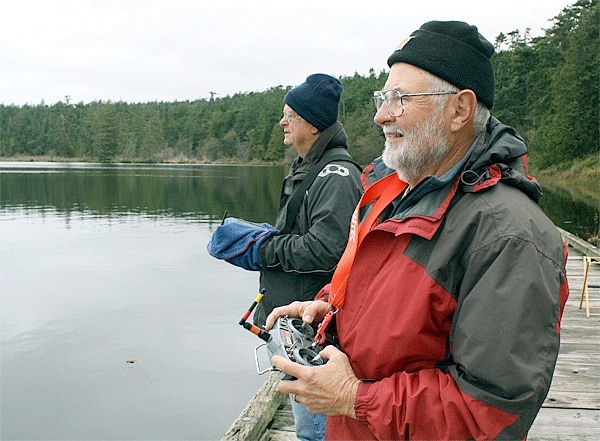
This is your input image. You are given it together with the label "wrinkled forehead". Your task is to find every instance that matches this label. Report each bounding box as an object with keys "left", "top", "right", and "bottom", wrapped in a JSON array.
[{"left": 384, "top": 62, "right": 433, "bottom": 92}]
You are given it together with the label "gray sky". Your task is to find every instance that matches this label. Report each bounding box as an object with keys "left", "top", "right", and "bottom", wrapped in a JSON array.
[{"left": 2, "top": 0, "right": 569, "bottom": 106}]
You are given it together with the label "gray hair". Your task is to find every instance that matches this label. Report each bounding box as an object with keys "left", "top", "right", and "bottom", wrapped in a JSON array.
[{"left": 425, "top": 73, "right": 490, "bottom": 134}]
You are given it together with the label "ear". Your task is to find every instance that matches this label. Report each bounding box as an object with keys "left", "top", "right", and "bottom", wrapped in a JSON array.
[
  {"left": 310, "top": 125, "right": 320, "bottom": 135},
  {"left": 449, "top": 89, "right": 477, "bottom": 132}
]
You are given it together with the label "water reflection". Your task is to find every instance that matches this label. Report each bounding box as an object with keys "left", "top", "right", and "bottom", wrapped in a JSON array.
[
  {"left": 0, "top": 163, "right": 288, "bottom": 440},
  {"left": 0, "top": 162, "right": 287, "bottom": 223},
  {"left": 537, "top": 177, "right": 599, "bottom": 246}
]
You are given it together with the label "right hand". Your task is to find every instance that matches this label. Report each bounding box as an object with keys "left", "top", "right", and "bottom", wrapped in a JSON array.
[{"left": 264, "top": 300, "right": 331, "bottom": 331}]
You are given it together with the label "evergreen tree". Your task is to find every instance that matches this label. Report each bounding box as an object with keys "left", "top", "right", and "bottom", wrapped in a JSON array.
[
  {"left": 0, "top": 1, "right": 597, "bottom": 170},
  {"left": 528, "top": 0, "right": 599, "bottom": 167}
]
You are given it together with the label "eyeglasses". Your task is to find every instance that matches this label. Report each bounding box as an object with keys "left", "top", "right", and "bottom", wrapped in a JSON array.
[
  {"left": 373, "top": 89, "right": 458, "bottom": 117},
  {"left": 282, "top": 111, "right": 300, "bottom": 122}
]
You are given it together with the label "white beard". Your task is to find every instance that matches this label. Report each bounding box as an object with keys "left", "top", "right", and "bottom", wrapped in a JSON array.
[{"left": 382, "top": 107, "right": 450, "bottom": 184}]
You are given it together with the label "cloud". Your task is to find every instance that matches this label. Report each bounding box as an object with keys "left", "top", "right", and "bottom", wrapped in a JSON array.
[{"left": 1, "top": 0, "right": 567, "bottom": 105}]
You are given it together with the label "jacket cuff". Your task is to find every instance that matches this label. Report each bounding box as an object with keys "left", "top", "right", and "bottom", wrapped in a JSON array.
[
  {"left": 353, "top": 381, "right": 372, "bottom": 425},
  {"left": 257, "top": 238, "right": 270, "bottom": 269}
]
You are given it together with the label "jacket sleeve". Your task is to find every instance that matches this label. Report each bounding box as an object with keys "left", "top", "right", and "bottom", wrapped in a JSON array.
[
  {"left": 353, "top": 236, "right": 569, "bottom": 440},
  {"left": 259, "top": 165, "right": 361, "bottom": 273}
]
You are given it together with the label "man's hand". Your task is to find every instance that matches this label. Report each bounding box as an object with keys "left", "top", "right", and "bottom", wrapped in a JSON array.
[
  {"left": 206, "top": 217, "right": 279, "bottom": 271},
  {"left": 272, "top": 345, "right": 360, "bottom": 418},
  {"left": 264, "top": 300, "right": 330, "bottom": 331}
]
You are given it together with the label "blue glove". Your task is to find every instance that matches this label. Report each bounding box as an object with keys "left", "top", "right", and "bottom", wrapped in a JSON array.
[{"left": 207, "top": 217, "right": 279, "bottom": 271}]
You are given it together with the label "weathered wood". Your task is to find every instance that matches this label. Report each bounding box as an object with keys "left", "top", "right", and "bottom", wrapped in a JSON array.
[
  {"left": 222, "top": 372, "right": 284, "bottom": 441},
  {"left": 260, "top": 428, "right": 298, "bottom": 441},
  {"left": 269, "top": 407, "right": 295, "bottom": 432},
  {"left": 230, "top": 253, "right": 600, "bottom": 440},
  {"left": 560, "top": 227, "right": 599, "bottom": 257},
  {"left": 531, "top": 255, "right": 600, "bottom": 438},
  {"left": 528, "top": 408, "right": 600, "bottom": 440},
  {"left": 543, "top": 391, "right": 599, "bottom": 410},
  {"left": 261, "top": 398, "right": 294, "bottom": 441}
]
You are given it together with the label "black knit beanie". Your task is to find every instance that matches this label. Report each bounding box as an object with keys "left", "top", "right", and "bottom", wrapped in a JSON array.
[
  {"left": 387, "top": 21, "right": 495, "bottom": 109},
  {"left": 284, "top": 74, "right": 343, "bottom": 131}
]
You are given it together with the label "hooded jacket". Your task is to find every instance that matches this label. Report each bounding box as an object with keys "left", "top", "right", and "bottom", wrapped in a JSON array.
[
  {"left": 253, "top": 122, "right": 362, "bottom": 327},
  {"left": 320, "top": 117, "right": 569, "bottom": 440}
]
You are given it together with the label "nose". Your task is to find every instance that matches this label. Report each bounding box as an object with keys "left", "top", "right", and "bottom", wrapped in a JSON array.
[
  {"left": 374, "top": 104, "right": 395, "bottom": 126},
  {"left": 279, "top": 116, "right": 288, "bottom": 127}
]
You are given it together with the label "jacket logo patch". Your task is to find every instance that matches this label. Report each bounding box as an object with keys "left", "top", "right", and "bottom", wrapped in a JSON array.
[{"left": 319, "top": 164, "right": 350, "bottom": 177}]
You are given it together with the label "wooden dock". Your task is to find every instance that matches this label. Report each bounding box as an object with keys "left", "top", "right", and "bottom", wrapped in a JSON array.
[{"left": 223, "top": 247, "right": 600, "bottom": 440}]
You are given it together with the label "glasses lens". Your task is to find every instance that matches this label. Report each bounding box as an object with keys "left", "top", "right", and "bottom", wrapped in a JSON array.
[
  {"left": 385, "top": 90, "right": 403, "bottom": 116},
  {"left": 374, "top": 90, "right": 402, "bottom": 116},
  {"left": 373, "top": 93, "right": 384, "bottom": 111}
]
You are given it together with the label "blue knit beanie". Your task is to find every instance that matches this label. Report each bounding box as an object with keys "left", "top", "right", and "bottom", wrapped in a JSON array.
[
  {"left": 284, "top": 74, "right": 343, "bottom": 131},
  {"left": 387, "top": 21, "right": 495, "bottom": 109}
]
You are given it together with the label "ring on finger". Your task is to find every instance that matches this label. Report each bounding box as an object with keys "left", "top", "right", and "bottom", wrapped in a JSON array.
[{"left": 293, "top": 394, "right": 299, "bottom": 403}]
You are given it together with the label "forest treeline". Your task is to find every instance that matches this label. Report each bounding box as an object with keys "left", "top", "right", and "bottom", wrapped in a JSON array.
[{"left": 0, "top": 0, "right": 597, "bottom": 169}]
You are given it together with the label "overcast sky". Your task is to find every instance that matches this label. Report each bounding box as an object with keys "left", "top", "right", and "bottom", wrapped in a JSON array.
[{"left": 2, "top": 0, "right": 570, "bottom": 106}]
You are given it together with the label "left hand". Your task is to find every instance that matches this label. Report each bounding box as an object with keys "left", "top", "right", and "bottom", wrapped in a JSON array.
[
  {"left": 273, "top": 345, "right": 360, "bottom": 418},
  {"left": 206, "top": 217, "right": 279, "bottom": 271}
]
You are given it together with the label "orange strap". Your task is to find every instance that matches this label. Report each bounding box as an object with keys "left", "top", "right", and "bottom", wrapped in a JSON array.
[{"left": 328, "top": 172, "right": 407, "bottom": 309}]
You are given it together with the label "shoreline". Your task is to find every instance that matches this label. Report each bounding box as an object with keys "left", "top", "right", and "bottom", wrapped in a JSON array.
[
  {"left": 2, "top": 158, "right": 597, "bottom": 247},
  {"left": 2, "top": 155, "right": 599, "bottom": 180},
  {"left": 0, "top": 155, "right": 285, "bottom": 166}
]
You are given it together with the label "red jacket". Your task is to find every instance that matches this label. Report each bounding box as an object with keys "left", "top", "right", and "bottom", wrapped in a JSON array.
[{"left": 319, "top": 118, "right": 569, "bottom": 440}]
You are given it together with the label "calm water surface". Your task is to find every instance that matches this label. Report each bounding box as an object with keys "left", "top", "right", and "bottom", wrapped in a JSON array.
[
  {"left": 1, "top": 162, "right": 286, "bottom": 441},
  {"left": 1, "top": 162, "right": 597, "bottom": 440}
]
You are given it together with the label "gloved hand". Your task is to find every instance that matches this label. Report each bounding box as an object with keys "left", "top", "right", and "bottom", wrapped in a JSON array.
[{"left": 207, "top": 217, "right": 279, "bottom": 271}]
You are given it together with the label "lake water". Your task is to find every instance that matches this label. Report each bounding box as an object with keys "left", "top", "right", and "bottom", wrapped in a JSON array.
[
  {"left": 0, "top": 162, "right": 286, "bottom": 441},
  {"left": 1, "top": 162, "right": 597, "bottom": 440}
]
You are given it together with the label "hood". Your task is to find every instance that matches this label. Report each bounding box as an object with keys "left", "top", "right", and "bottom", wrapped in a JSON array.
[{"left": 462, "top": 116, "right": 542, "bottom": 203}]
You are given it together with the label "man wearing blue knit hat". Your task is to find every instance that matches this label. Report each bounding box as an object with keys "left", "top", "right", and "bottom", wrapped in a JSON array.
[{"left": 208, "top": 73, "right": 362, "bottom": 441}]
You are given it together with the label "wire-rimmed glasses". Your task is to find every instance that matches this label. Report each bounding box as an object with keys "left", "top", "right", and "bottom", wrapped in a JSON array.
[
  {"left": 282, "top": 111, "right": 299, "bottom": 122},
  {"left": 373, "top": 90, "right": 458, "bottom": 117}
]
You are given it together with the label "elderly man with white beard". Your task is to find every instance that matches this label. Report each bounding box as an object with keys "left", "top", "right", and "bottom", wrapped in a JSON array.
[{"left": 265, "top": 20, "right": 569, "bottom": 441}]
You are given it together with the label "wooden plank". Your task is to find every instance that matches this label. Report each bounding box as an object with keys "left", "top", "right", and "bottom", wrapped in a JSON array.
[
  {"left": 222, "top": 372, "right": 284, "bottom": 441},
  {"left": 560, "top": 228, "right": 600, "bottom": 257},
  {"left": 544, "top": 390, "right": 600, "bottom": 409},
  {"left": 554, "top": 345, "right": 600, "bottom": 356},
  {"left": 528, "top": 408, "right": 600, "bottom": 440},
  {"left": 269, "top": 407, "right": 295, "bottom": 432},
  {"left": 263, "top": 428, "right": 298, "bottom": 441},
  {"left": 529, "top": 255, "right": 600, "bottom": 436},
  {"left": 552, "top": 357, "right": 600, "bottom": 374}
]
